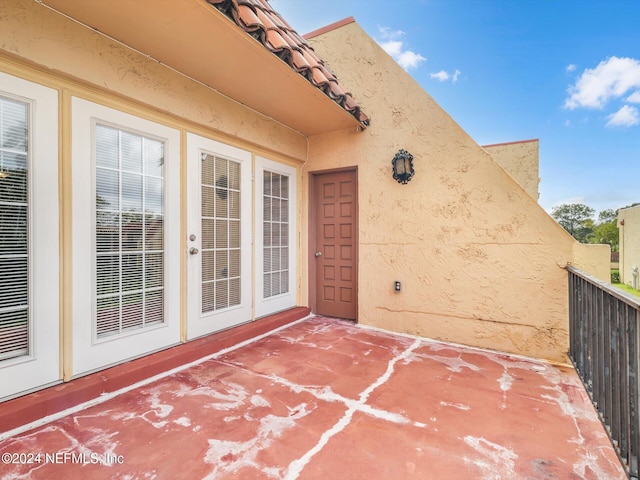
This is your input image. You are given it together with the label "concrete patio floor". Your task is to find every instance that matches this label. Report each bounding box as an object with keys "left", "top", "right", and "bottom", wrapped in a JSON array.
[{"left": 0, "top": 316, "right": 626, "bottom": 479}]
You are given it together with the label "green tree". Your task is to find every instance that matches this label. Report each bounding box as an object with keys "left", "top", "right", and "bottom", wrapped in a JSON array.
[
  {"left": 598, "top": 209, "right": 617, "bottom": 224},
  {"left": 551, "top": 203, "right": 595, "bottom": 242},
  {"left": 588, "top": 221, "right": 619, "bottom": 251},
  {"left": 577, "top": 218, "right": 596, "bottom": 243},
  {"left": 583, "top": 208, "right": 620, "bottom": 251}
]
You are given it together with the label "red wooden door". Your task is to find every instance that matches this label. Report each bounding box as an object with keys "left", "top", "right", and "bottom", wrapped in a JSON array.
[{"left": 313, "top": 170, "right": 357, "bottom": 319}]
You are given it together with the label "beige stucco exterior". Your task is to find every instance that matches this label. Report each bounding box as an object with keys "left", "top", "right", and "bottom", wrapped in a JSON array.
[
  {"left": 0, "top": 0, "right": 310, "bottom": 383},
  {"left": 0, "top": 0, "right": 308, "bottom": 161},
  {"left": 619, "top": 205, "right": 640, "bottom": 289},
  {"left": 483, "top": 140, "right": 540, "bottom": 200},
  {"left": 0, "top": 0, "right": 611, "bottom": 392},
  {"left": 304, "top": 22, "right": 609, "bottom": 363}
]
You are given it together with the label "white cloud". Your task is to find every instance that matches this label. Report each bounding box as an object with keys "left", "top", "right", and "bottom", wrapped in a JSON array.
[
  {"left": 566, "top": 64, "right": 577, "bottom": 72},
  {"left": 627, "top": 91, "right": 640, "bottom": 103},
  {"left": 606, "top": 105, "right": 640, "bottom": 127},
  {"left": 564, "top": 56, "right": 640, "bottom": 109},
  {"left": 379, "top": 40, "right": 403, "bottom": 58},
  {"left": 396, "top": 50, "right": 427, "bottom": 70},
  {"left": 430, "top": 70, "right": 449, "bottom": 81},
  {"left": 377, "top": 27, "right": 426, "bottom": 71},
  {"left": 430, "top": 69, "right": 461, "bottom": 83}
]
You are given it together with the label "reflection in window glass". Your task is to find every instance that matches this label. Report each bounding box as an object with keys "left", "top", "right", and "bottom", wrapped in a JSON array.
[
  {"left": 95, "top": 124, "right": 165, "bottom": 338},
  {"left": 0, "top": 97, "right": 29, "bottom": 360}
]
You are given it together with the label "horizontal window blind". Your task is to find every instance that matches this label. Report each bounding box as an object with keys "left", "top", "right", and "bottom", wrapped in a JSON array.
[
  {"left": 263, "top": 171, "right": 289, "bottom": 298},
  {"left": 201, "top": 154, "right": 241, "bottom": 313},
  {"left": 0, "top": 97, "right": 29, "bottom": 360},
  {"left": 95, "top": 124, "right": 165, "bottom": 339}
]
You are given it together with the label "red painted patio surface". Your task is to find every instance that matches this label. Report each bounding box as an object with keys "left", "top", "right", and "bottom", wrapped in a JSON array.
[{"left": 0, "top": 316, "right": 626, "bottom": 479}]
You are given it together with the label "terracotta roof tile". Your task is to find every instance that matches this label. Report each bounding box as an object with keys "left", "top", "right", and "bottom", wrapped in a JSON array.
[
  {"left": 254, "top": 7, "right": 278, "bottom": 30},
  {"left": 207, "top": 0, "right": 369, "bottom": 127},
  {"left": 310, "top": 66, "right": 329, "bottom": 86},
  {"left": 265, "top": 28, "right": 289, "bottom": 50},
  {"left": 237, "top": 4, "right": 260, "bottom": 27},
  {"left": 290, "top": 49, "right": 311, "bottom": 71}
]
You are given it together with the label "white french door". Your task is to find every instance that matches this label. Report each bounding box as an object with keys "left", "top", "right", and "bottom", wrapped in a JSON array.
[
  {"left": 71, "top": 98, "right": 180, "bottom": 376},
  {"left": 186, "top": 133, "right": 251, "bottom": 339},
  {"left": 255, "top": 157, "right": 296, "bottom": 318},
  {"left": 0, "top": 72, "right": 60, "bottom": 400}
]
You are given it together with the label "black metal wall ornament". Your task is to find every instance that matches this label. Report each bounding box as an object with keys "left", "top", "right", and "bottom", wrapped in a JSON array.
[{"left": 391, "top": 149, "right": 415, "bottom": 184}]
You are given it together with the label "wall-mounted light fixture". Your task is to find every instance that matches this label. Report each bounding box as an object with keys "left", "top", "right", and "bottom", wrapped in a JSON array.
[{"left": 391, "top": 149, "right": 414, "bottom": 184}]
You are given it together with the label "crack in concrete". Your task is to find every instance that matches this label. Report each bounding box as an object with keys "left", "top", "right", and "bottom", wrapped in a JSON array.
[{"left": 283, "top": 338, "right": 423, "bottom": 480}]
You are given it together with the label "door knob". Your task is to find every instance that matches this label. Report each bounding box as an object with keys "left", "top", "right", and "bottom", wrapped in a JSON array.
[
  {"left": 189, "top": 247, "right": 199, "bottom": 255},
  {"left": 315, "top": 251, "right": 322, "bottom": 257}
]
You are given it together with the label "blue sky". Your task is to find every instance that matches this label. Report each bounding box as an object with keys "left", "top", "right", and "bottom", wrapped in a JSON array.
[{"left": 270, "top": 0, "right": 640, "bottom": 217}]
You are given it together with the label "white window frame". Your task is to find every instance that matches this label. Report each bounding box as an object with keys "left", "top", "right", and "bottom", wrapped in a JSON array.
[
  {"left": 0, "top": 72, "right": 60, "bottom": 399},
  {"left": 255, "top": 156, "right": 296, "bottom": 318},
  {"left": 71, "top": 97, "right": 180, "bottom": 376}
]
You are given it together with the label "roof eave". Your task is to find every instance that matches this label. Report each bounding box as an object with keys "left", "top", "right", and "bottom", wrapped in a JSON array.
[{"left": 41, "top": 0, "right": 366, "bottom": 135}]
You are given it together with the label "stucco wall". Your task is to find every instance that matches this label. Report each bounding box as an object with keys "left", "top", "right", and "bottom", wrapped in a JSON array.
[
  {"left": 305, "top": 22, "right": 609, "bottom": 363},
  {"left": 483, "top": 140, "right": 540, "bottom": 200},
  {"left": 0, "top": 1, "right": 311, "bottom": 380},
  {"left": 572, "top": 243, "right": 611, "bottom": 284},
  {"left": 0, "top": 2, "right": 611, "bottom": 364},
  {"left": 619, "top": 206, "right": 640, "bottom": 288},
  {"left": 0, "top": 0, "right": 306, "bottom": 161}
]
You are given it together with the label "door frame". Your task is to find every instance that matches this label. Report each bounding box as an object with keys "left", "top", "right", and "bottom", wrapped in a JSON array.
[{"left": 308, "top": 167, "right": 358, "bottom": 320}]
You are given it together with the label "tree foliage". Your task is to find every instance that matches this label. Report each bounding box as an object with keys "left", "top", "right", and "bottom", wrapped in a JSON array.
[
  {"left": 598, "top": 209, "right": 617, "bottom": 224},
  {"left": 551, "top": 202, "right": 621, "bottom": 250},
  {"left": 551, "top": 203, "right": 595, "bottom": 242},
  {"left": 588, "top": 221, "right": 619, "bottom": 250}
]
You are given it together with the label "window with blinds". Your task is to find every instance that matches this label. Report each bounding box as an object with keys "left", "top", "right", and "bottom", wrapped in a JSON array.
[
  {"left": 95, "top": 124, "right": 164, "bottom": 339},
  {"left": 201, "top": 154, "right": 241, "bottom": 313},
  {"left": 263, "top": 171, "right": 289, "bottom": 298},
  {"left": 0, "top": 97, "right": 28, "bottom": 361}
]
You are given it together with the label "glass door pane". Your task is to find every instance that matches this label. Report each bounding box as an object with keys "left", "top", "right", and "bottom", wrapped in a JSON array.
[
  {"left": 95, "top": 124, "right": 165, "bottom": 339},
  {"left": 0, "top": 97, "right": 28, "bottom": 361},
  {"left": 201, "top": 154, "right": 241, "bottom": 314},
  {"left": 263, "top": 171, "right": 289, "bottom": 298}
]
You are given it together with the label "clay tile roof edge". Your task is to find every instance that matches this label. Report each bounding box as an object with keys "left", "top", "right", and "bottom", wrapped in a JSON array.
[
  {"left": 206, "top": 1, "right": 368, "bottom": 128},
  {"left": 304, "top": 17, "right": 356, "bottom": 40}
]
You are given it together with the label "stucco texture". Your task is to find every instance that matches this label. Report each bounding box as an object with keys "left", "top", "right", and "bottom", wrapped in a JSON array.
[
  {"left": 619, "top": 205, "right": 640, "bottom": 288},
  {"left": 305, "top": 22, "right": 609, "bottom": 363},
  {"left": 483, "top": 140, "right": 540, "bottom": 200},
  {"left": 0, "top": 2, "right": 611, "bottom": 364},
  {"left": 0, "top": 0, "right": 306, "bottom": 160}
]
